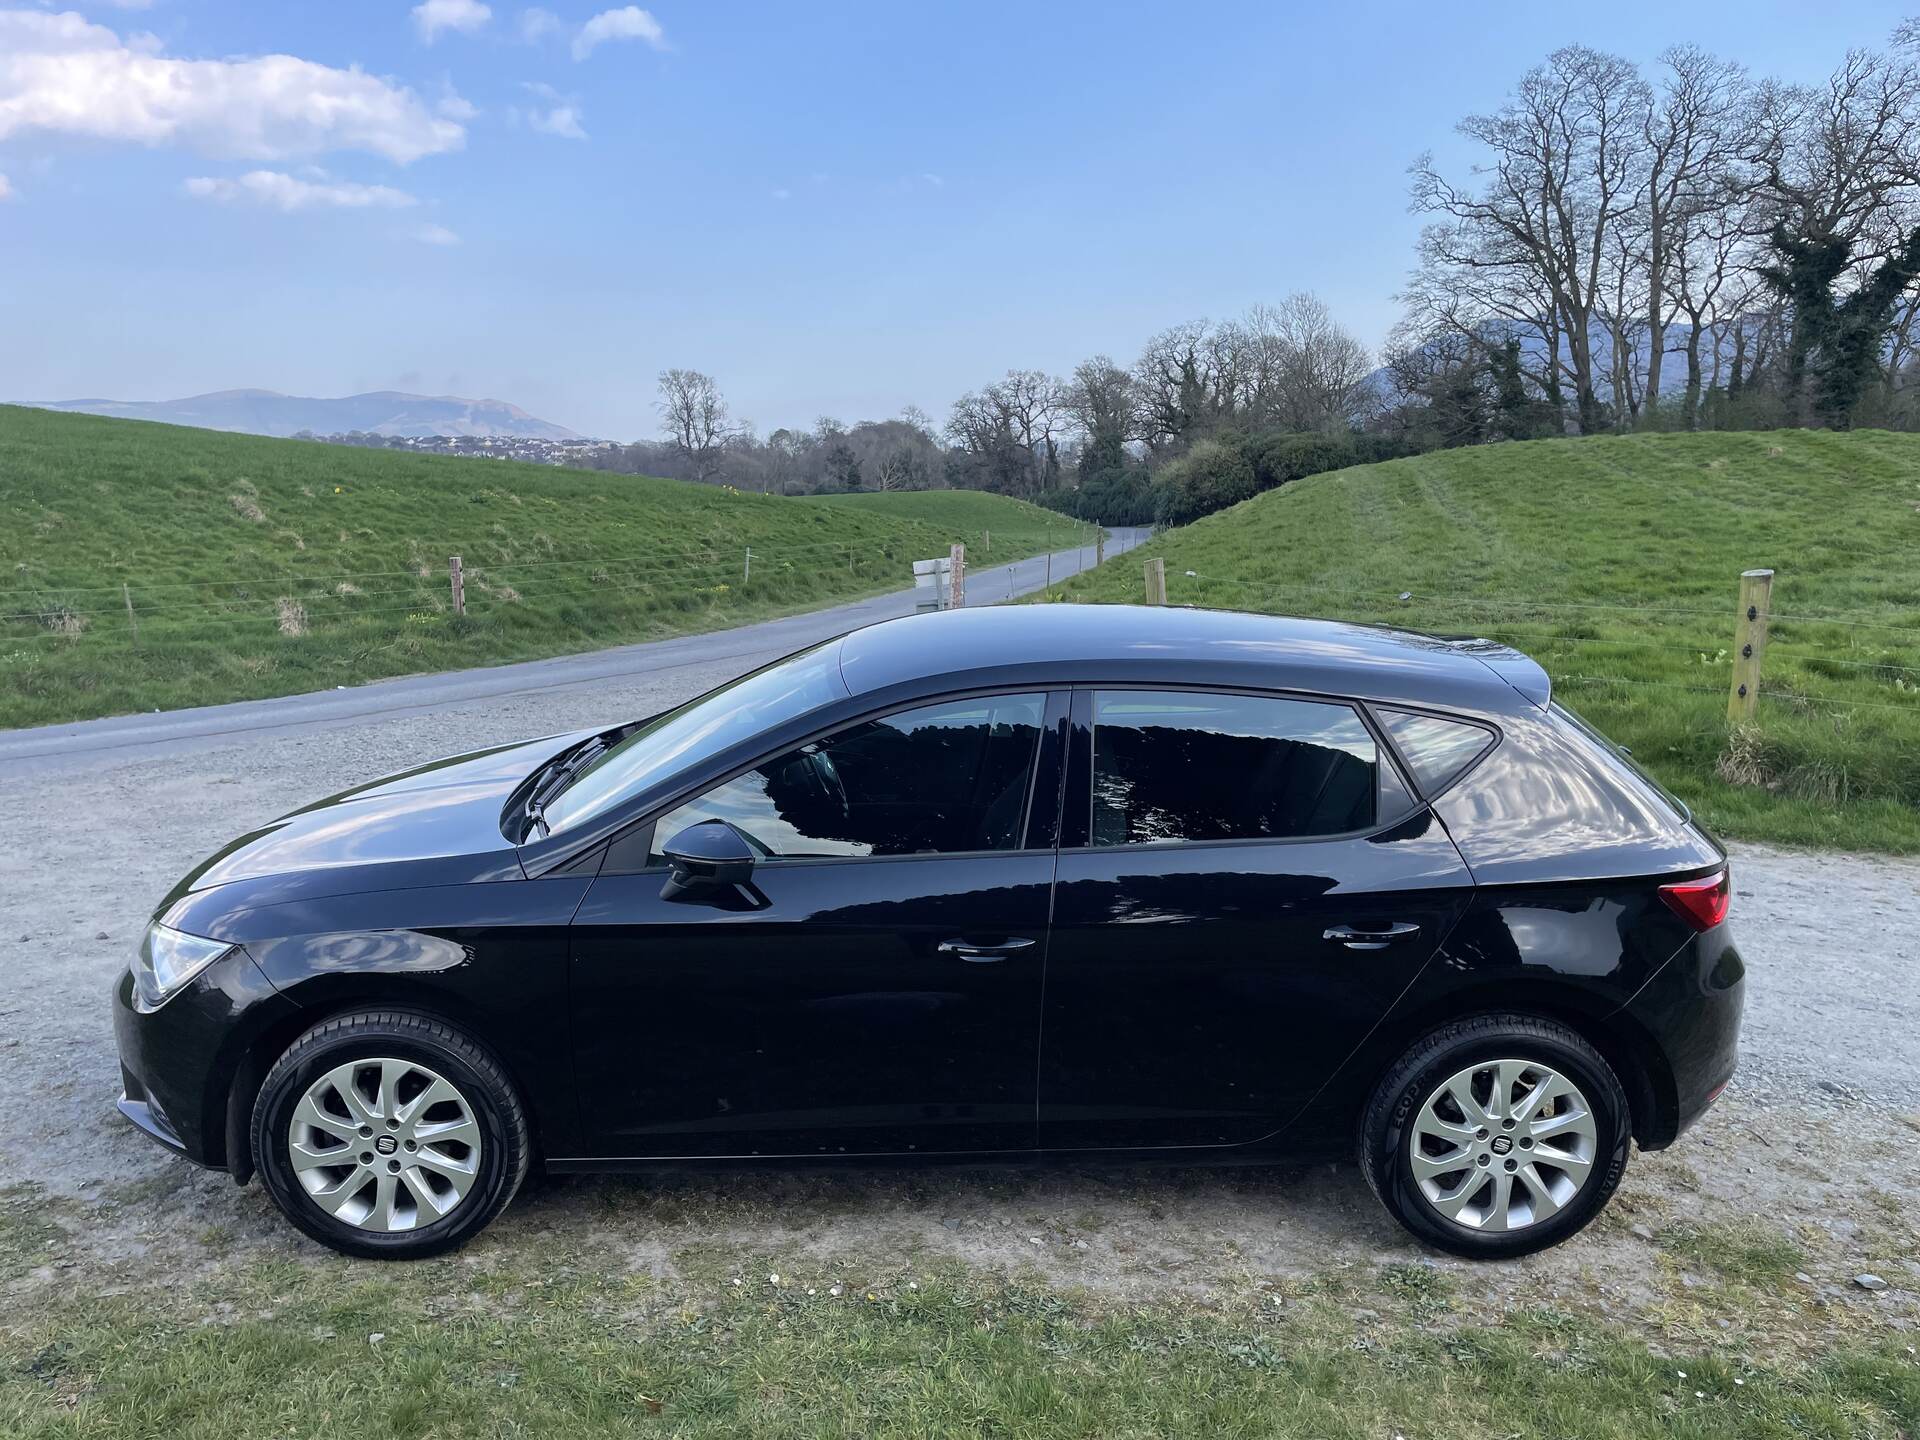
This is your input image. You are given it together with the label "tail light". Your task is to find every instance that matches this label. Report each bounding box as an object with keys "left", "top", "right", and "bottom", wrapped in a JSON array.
[{"left": 1659, "top": 868, "right": 1731, "bottom": 932}]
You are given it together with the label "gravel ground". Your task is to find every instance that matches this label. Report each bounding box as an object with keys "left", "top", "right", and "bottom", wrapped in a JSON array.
[{"left": 1, "top": 635, "right": 1917, "bottom": 1344}]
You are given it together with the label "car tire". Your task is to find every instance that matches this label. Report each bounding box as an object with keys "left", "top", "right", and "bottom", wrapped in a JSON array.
[
  {"left": 251, "top": 1010, "right": 531, "bottom": 1260},
  {"left": 1360, "top": 1013, "right": 1630, "bottom": 1260}
]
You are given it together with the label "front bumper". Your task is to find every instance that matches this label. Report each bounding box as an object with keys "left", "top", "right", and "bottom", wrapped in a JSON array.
[{"left": 110, "top": 947, "right": 296, "bottom": 1170}]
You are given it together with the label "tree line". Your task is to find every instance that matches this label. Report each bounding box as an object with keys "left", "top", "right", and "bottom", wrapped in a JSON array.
[
  {"left": 574, "top": 22, "right": 1920, "bottom": 526},
  {"left": 1397, "top": 24, "right": 1920, "bottom": 440}
]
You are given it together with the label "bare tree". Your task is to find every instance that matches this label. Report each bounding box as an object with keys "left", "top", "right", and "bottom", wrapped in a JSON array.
[
  {"left": 1638, "top": 47, "right": 1748, "bottom": 415},
  {"left": 1252, "top": 294, "right": 1376, "bottom": 429},
  {"left": 1412, "top": 46, "right": 1652, "bottom": 432},
  {"left": 656, "top": 369, "right": 735, "bottom": 483},
  {"left": 1062, "top": 356, "right": 1140, "bottom": 448},
  {"left": 946, "top": 370, "right": 1066, "bottom": 494}
]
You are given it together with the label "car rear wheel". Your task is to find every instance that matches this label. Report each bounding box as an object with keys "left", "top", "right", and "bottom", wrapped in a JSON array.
[
  {"left": 1361, "top": 1014, "right": 1630, "bottom": 1259},
  {"left": 251, "top": 1011, "right": 530, "bottom": 1259}
]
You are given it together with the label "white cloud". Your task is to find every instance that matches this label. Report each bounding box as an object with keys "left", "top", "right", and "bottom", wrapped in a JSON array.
[
  {"left": 770, "top": 187, "right": 790, "bottom": 201},
  {"left": 572, "top": 6, "right": 665, "bottom": 60},
  {"left": 185, "top": 170, "right": 419, "bottom": 212},
  {"left": 0, "top": 173, "right": 12, "bottom": 200},
  {"left": 922, "top": 172, "right": 944, "bottom": 187},
  {"left": 411, "top": 0, "right": 491, "bottom": 43},
  {"left": 0, "top": 9, "right": 465, "bottom": 163},
  {"left": 529, "top": 103, "right": 585, "bottom": 139},
  {"left": 411, "top": 222, "right": 461, "bottom": 245},
  {"left": 437, "top": 87, "right": 479, "bottom": 122},
  {"left": 515, "top": 80, "right": 586, "bottom": 139},
  {"left": 518, "top": 6, "right": 562, "bottom": 42}
]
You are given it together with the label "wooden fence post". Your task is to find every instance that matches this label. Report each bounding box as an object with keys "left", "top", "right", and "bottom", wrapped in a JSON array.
[
  {"left": 743, "top": 547, "right": 753, "bottom": 585},
  {"left": 949, "top": 543, "right": 967, "bottom": 609},
  {"left": 1144, "top": 557, "right": 1167, "bottom": 605},
  {"left": 1095, "top": 525, "right": 1106, "bottom": 567},
  {"left": 1727, "top": 568, "right": 1773, "bottom": 723},
  {"left": 449, "top": 555, "right": 465, "bottom": 616},
  {"left": 122, "top": 582, "right": 139, "bottom": 646},
  {"left": 983, "top": 529, "right": 990, "bottom": 556}
]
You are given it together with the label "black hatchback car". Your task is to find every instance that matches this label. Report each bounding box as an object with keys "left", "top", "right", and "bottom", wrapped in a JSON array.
[{"left": 113, "top": 605, "right": 1742, "bottom": 1259}]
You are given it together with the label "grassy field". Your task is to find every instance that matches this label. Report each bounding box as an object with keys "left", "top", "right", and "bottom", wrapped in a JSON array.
[
  {"left": 802, "top": 488, "right": 1098, "bottom": 566},
  {"left": 0, "top": 407, "right": 1094, "bottom": 729},
  {"left": 1041, "top": 429, "right": 1920, "bottom": 853},
  {"left": 3, "top": 1208, "right": 1915, "bottom": 1438}
]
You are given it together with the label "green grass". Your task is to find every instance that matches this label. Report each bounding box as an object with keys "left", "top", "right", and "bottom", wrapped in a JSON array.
[
  {"left": 3, "top": 1254, "right": 1915, "bottom": 1438},
  {"left": 1040, "top": 429, "right": 1920, "bottom": 853},
  {"left": 0, "top": 408, "right": 1092, "bottom": 729},
  {"left": 802, "top": 488, "right": 1099, "bottom": 566}
]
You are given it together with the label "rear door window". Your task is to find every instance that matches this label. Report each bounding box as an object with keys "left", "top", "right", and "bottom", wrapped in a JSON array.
[
  {"left": 1376, "top": 708, "right": 1497, "bottom": 796},
  {"left": 1090, "top": 690, "right": 1378, "bottom": 845}
]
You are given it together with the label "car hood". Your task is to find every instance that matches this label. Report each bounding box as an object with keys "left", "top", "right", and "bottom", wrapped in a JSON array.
[{"left": 163, "top": 728, "right": 598, "bottom": 905}]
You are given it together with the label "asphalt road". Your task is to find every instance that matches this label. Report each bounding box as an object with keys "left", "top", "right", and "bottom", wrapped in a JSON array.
[{"left": 0, "top": 527, "right": 1150, "bottom": 776}]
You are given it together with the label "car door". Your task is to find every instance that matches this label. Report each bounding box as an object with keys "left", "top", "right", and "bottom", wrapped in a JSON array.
[
  {"left": 1038, "top": 686, "right": 1476, "bottom": 1152},
  {"left": 568, "top": 689, "right": 1067, "bottom": 1159}
]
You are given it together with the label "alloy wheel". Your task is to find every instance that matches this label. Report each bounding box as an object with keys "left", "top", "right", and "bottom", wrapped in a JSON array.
[
  {"left": 287, "top": 1057, "right": 483, "bottom": 1232},
  {"left": 1408, "top": 1057, "right": 1598, "bottom": 1232}
]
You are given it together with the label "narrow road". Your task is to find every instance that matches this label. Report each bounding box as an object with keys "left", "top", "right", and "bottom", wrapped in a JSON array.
[{"left": 0, "top": 527, "right": 1150, "bottom": 774}]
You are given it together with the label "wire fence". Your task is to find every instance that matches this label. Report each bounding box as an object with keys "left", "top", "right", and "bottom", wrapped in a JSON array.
[
  {"left": 1090, "top": 564, "right": 1920, "bottom": 728},
  {"left": 5, "top": 521, "right": 1914, "bottom": 739},
  {"left": 0, "top": 521, "right": 1112, "bottom": 650}
]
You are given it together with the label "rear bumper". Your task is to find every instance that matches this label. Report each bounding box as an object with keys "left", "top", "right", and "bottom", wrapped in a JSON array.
[{"left": 1622, "top": 923, "right": 1745, "bottom": 1148}]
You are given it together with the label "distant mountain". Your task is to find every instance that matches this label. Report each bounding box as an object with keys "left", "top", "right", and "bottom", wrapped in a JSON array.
[
  {"left": 17, "top": 389, "right": 589, "bottom": 441},
  {"left": 1364, "top": 317, "right": 1752, "bottom": 404}
]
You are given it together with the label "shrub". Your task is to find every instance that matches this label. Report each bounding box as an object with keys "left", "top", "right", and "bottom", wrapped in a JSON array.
[{"left": 1152, "top": 439, "right": 1258, "bottom": 526}]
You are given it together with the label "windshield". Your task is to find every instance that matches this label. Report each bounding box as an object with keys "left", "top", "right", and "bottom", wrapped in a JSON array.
[{"left": 539, "top": 641, "right": 849, "bottom": 836}]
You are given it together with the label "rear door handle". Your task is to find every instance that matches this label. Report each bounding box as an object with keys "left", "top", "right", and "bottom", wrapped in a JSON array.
[
  {"left": 936, "top": 937, "right": 1037, "bottom": 963},
  {"left": 1323, "top": 922, "right": 1422, "bottom": 951}
]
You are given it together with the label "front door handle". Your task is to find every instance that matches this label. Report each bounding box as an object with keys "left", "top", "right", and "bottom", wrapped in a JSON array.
[
  {"left": 1323, "top": 922, "right": 1422, "bottom": 951},
  {"left": 936, "top": 937, "right": 1037, "bottom": 963}
]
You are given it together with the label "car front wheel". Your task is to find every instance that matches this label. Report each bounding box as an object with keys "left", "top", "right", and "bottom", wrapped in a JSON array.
[
  {"left": 251, "top": 1010, "right": 530, "bottom": 1259},
  {"left": 1360, "top": 1014, "right": 1631, "bottom": 1259}
]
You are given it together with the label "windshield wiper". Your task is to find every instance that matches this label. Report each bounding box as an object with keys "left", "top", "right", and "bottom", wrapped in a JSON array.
[{"left": 520, "top": 734, "right": 611, "bottom": 841}]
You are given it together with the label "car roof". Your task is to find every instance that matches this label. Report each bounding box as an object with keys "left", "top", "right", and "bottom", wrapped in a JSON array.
[{"left": 835, "top": 604, "right": 1550, "bottom": 716}]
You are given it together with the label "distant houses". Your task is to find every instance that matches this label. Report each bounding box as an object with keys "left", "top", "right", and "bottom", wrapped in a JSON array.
[{"left": 295, "top": 431, "right": 620, "bottom": 466}]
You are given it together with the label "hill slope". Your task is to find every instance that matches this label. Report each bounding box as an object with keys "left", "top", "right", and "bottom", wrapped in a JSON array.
[
  {"left": 20, "top": 389, "right": 586, "bottom": 440},
  {"left": 1044, "top": 430, "right": 1920, "bottom": 852},
  {"left": 0, "top": 407, "right": 1065, "bottom": 727}
]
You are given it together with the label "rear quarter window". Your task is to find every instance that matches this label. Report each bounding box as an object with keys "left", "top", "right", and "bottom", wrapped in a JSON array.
[
  {"left": 1548, "top": 701, "right": 1693, "bottom": 823},
  {"left": 1376, "top": 708, "right": 1496, "bottom": 796}
]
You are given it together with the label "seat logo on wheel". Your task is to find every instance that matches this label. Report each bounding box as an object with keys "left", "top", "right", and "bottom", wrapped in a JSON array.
[{"left": 375, "top": 1134, "right": 398, "bottom": 1155}]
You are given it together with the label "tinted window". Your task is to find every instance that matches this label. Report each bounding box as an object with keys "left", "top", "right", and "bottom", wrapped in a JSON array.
[
  {"left": 1377, "top": 708, "right": 1496, "bottom": 795},
  {"left": 543, "top": 642, "right": 848, "bottom": 835},
  {"left": 1091, "top": 690, "right": 1376, "bottom": 845},
  {"left": 651, "top": 693, "right": 1046, "bottom": 862}
]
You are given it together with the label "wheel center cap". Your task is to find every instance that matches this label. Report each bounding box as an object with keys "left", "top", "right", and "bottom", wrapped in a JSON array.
[
  {"left": 1490, "top": 1135, "right": 1513, "bottom": 1156},
  {"left": 376, "top": 1134, "right": 398, "bottom": 1155}
]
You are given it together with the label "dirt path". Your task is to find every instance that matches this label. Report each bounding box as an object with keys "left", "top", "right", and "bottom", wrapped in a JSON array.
[{"left": 1, "top": 644, "right": 1916, "bottom": 1350}]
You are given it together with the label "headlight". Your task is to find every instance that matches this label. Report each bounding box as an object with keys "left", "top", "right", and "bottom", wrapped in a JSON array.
[{"left": 132, "top": 923, "right": 236, "bottom": 1011}]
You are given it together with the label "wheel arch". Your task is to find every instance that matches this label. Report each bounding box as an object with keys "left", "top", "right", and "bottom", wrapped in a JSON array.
[
  {"left": 222, "top": 978, "right": 542, "bottom": 1187},
  {"left": 1353, "top": 980, "right": 1678, "bottom": 1150}
]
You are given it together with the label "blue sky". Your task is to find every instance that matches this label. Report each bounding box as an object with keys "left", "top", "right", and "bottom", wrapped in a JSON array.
[{"left": 2, "top": 0, "right": 1912, "bottom": 439}]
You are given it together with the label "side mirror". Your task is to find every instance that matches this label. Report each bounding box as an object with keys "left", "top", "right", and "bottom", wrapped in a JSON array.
[{"left": 659, "top": 819, "right": 757, "bottom": 901}]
